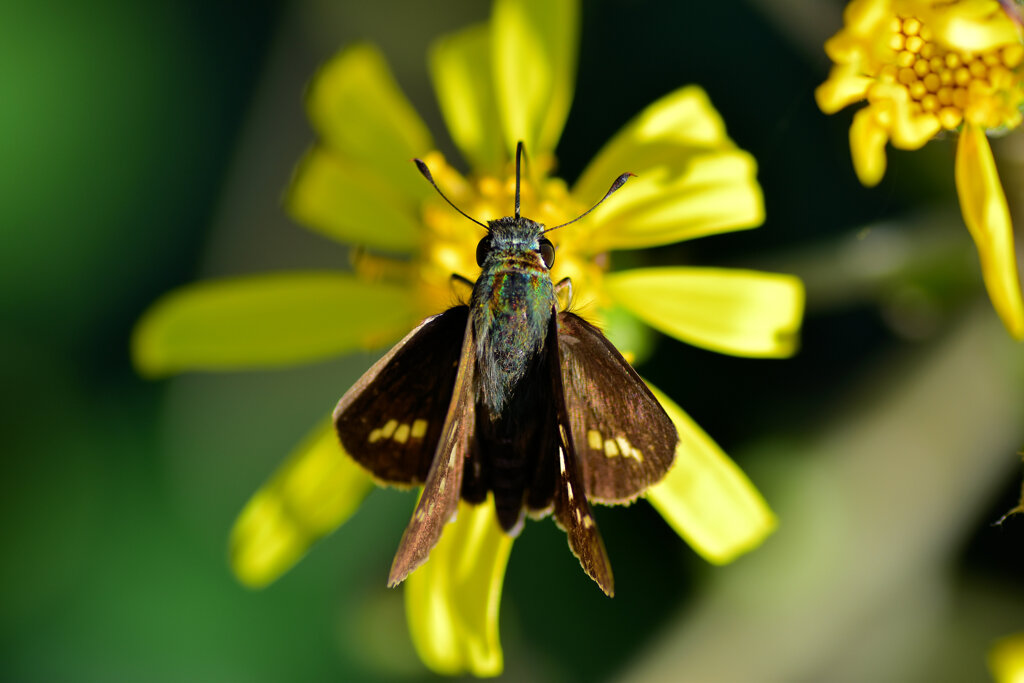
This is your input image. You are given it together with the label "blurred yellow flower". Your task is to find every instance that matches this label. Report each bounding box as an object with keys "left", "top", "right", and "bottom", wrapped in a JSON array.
[
  {"left": 134, "top": 0, "right": 804, "bottom": 676},
  {"left": 817, "top": 0, "right": 1024, "bottom": 339},
  {"left": 991, "top": 632, "right": 1024, "bottom": 682}
]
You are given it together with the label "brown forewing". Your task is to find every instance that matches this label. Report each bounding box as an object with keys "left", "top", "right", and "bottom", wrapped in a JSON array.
[
  {"left": 556, "top": 312, "right": 678, "bottom": 504},
  {"left": 388, "top": 310, "right": 477, "bottom": 587},
  {"left": 333, "top": 306, "right": 469, "bottom": 486}
]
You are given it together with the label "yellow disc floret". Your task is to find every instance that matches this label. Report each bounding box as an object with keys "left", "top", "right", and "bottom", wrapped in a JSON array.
[
  {"left": 817, "top": 0, "right": 1024, "bottom": 185},
  {"left": 876, "top": 13, "right": 1024, "bottom": 131}
]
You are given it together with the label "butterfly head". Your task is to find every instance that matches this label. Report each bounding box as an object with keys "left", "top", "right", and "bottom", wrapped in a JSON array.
[
  {"left": 412, "top": 141, "right": 632, "bottom": 277},
  {"left": 476, "top": 216, "right": 555, "bottom": 271}
]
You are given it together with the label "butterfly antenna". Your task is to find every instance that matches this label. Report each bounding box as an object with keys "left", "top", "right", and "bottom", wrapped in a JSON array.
[
  {"left": 544, "top": 172, "right": 635, "bottom": 233},
  {"left": 514, "top": 141, "right": 526, "bottom": 219},
  {"left": 413, "top": 158, "right": 488, "bottom": 229}
]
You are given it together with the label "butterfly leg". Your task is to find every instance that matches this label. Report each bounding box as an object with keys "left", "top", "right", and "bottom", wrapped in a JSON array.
[
  {"left": 450, "top": 273, "right": 475, "bottom": 300},
  {"left": 553, "top": 277, "right": 573, "bottom": 311}
]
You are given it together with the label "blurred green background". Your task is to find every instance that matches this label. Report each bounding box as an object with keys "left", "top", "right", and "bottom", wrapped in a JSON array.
[{"left": 4, "top": 1, "right": 1024, "bottom": 681}]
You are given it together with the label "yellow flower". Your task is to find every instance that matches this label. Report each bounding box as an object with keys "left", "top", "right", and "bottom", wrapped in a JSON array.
[
  {"left": 817, "top": 0, "right": 1024, "bottom": 339},
  {"left": 991, "top": 632, "right": 1024, "bottom": 682},
  {"left": 133, "top": 0, "right": 804, "bottom": 676}
]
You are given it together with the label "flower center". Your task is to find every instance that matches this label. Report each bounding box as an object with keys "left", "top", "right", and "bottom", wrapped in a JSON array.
[
  {"left": 877, "top": 15, "right": 1024, "bottom": 130},
  {"left": 411, "top": 152, "right": 592, "bottom": 314}
]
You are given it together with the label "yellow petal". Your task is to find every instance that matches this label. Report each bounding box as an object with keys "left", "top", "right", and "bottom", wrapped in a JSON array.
[
  {"left": 850, "top": 105, "right": 889, "bottom": 186},
  {"left": 955, "top": 125, "right": 1024, "bottom": 338},
  {"left": 823, "top": 0, "right": 887, "bottom": 65},
  {"left": 605, "top": 267, "right": 805, "bottom": 357},
  {"left": 924, "top": 0, "right": 1020, "bottom": 52},
  {"left": 307, "top": 44, "right": 434, "bottom": 201},
  {"left": 405, "top": 497, "right": 512, "bottom": 677},
  {"left": 889, "top": 94, "right": 941, "bottom": 150},
  {"left": 815, "top": 67, "right": 872, "bottom": 113},
  {"left": 574, "top": 86, "right": 731, "bottom": 200},
  {"left": 990, "top": 633, "right": 1024, "bottom": 683},
  {"left": 842, "top": 0, "right": 889, "bottom": 36},
  {"left": 229, "top": 420, "right": 374, "bottom": 588},
  {"left": 430, "top": 24, "right": 506, "bottom": 173},
  {"left": 492, "top": 0, "right": 578, "bottom": 158},
  {"left": 645, "top": 385, "right": 776, "bottom": 564},
  {"left": 288, "top": 147, "right": 422, "bottom": 253},
  {"left": 572, "top": 87, "right": 763, "bottom": 250},
  {"left": 132, "top": 273, "right": 418, "bottom": 376}
]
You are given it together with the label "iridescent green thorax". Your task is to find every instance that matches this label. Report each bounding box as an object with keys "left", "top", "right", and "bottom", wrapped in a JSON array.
[{"left": 471, "top": 216, "right": 556, "bottom": 419}]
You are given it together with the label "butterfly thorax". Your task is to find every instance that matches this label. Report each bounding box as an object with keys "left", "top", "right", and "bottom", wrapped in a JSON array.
[{"left": 471, "top": 216, "right": 556, "bottom": 421}]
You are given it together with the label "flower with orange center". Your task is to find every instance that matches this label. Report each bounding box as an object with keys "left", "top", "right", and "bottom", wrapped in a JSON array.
[
  {"left": 133, "top": 0, "right": 805, "bottom": 675},
  {"left": 818, "top": 0, "right": 1024, "bottom": 338}
]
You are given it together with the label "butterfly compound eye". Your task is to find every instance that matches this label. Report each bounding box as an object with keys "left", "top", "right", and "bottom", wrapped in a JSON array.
[
  {"left": 539, "top": 238, "right": 555, "bottom": 269},
  {"left": 476, "top": 235, "right": 492, "bottom": 267}
]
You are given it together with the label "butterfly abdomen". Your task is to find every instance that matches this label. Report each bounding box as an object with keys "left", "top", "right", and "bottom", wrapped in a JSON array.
[
  {"left": 480, "top": 429, "right": 532, "bottom": 532},
  {"left": 475, "top": 344, "right": 557, "bottom": 533}
]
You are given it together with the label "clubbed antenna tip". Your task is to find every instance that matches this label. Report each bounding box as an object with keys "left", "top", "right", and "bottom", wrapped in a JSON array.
[
  {"left": 545, "top": 172, "right": 636, "bottom": 233},
  {"left": 412, "top": 158, "right": 487, "bottom": 229},
  {"left": 412, "top": 158, "right": 435, "bottom": 183}
]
